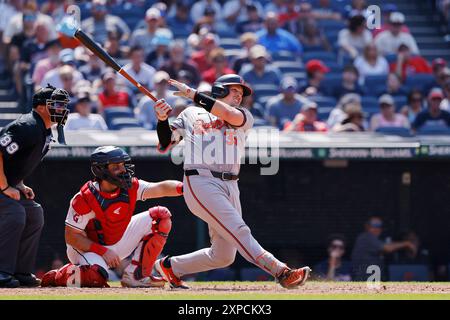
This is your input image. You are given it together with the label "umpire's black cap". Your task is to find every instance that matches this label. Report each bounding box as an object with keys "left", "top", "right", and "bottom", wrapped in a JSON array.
[{"left": 32, "top": 84, "right": 56, "bottom": 108}]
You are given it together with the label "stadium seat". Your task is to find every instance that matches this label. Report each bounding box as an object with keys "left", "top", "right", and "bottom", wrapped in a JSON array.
[
  {"left": 308, "top": 95, "right": 337, "bottom": 109},
  {"left": 388, "top": 264, "right": 429, "bottom": 281},
  {"left": 303, "top": 51, "right": 337, "bottom": 63},
  {"left": 375, "top": 127, "right": 413, "bottom": 137},
  {"left": 109, "top": 117, "right": 142, "bottom": 130},
  {"left": 271, "top": 51, "right": 299, "bottom": 62},
  {"left": 252, "top": 84, "right": 280, "bottom": 102},
  {"left": 272, "top": 61, "right": 305, "bottom": 74},
  {"left": 417, "top": 125, "right": 450, "bottom": 135},
  {"left": 240, "top": 268, "right": 274, "bottom": 281},
  {"left": 393, "top": 96, "right": 408, "bottom": 108},
  {"left": 220, "top": 38, "right": 241, "bottom": 50},
  {"left": 385, "top": 54, "right": 398, "bottom": 64},
  {"left": 320, "top": 73, "right": 342, "bottom": 95},
  {"left": 317, "top": 106, "right": 334, "bottom": 121},
  {"left": 364, "top": 75, "right": 388, "bottom": 89},
  {"left": 405, "top": 74, "right": 435, "bottom": 92}
]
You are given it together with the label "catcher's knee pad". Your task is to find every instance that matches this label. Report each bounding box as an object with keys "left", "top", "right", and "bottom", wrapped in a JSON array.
[
  {"left": 149, "top": 205, "right": 172, "bottom": 235},
  {"left": 41, "top": 263, "right": 109, "bottom": 288}
]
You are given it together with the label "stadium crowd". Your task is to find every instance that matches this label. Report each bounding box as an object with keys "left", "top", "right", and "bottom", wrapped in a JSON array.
[{"left": 0, "top": 0, "right": 449, "bottom": 135}]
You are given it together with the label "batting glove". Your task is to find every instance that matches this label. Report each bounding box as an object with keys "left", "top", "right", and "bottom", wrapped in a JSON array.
[
  {"left": 154, "top": 99, "right": 173, "bottom": 121},
  {"left": 169, "top": 79, "right": 197, "bottom": 100}
]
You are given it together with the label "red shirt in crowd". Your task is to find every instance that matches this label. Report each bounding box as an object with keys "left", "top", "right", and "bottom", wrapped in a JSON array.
[
  {"left": 390, "top": 56, "right": 432, "bottom": 81},
  {"left": 283, "top": 120, "right": 328, "bottom": 132},
  {"left": 191, "top": 51, "right": 212, "bottom": 74},
  {"left": 201, "top": 67, "right": 235, "bottom": 84},
  {"left": 98, "top": 91, "right": 130, "bottom": 108}
]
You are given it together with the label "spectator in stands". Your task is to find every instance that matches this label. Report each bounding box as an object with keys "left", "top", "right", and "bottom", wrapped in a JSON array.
[
  {"left": 192, "top": 7, "right": 219, "bottom": 35},
  {"left": 264, "top": 0, "right": 285, "bottom": 15},
  {"left": 135, "top": 71, "right": 176, "bottom": 130},
  {"left": 351, "top": 216, "right": 417, "bottom": 281},
  {"left": 283, "top": 102, "right": 328, "bottom": 132},
  {"left": 256, "top": 11, "right": 303, "bottom": 57},
  {"left": 299, "top": 59, "right": 329, "bottom": 96},
  {"left": 312, "top": 0, "right": 342, "bottom": 21},
  {"left": 242, "top": 94, "right": 267, "bottom": 125},
  {"left": 395, "top": 231, "right": 429, "bottom": 265},
  {"left": 166, "top": 0, "right": 193, "bottom": 38},
  {"left": 425, "top": 59, "right": 450, "bottom": 93},
  {"left": 190, "top": 33, "right": 218, "bottom": 74},
  {"left": 374, "top": 12, "right": 419, "bottom": 56},
  {"left": 331, "top": 65, "right": 365, "bottom": 99},
  {"left": 370, "top": 94, "right": 409, "bottom": 131},
  {"left": 201, "top": 48, "right": 235, "bottom": 85},
  {"left": 337, "top": 14, "right": 372, "bottom": 60},
  {"left": 65, "top": 91, "right": 108, "bottom": 131},
  {"left": 372, "top": 3, "right": 410, "bottom": 38},
  {"left": 236, "top": 3, "right": 264, "bottom": 34},
  {"left": 160, "top": 40, "right": 200, "bottom": 87},
  {"left": 298, "top": 18, "right": 332, "bottom": 52},
  {"left": 412, "top": 88, "right": 450, "bottom": 132},
  {"left": 129, "top": 8, "right": 172, "bottom": 57},
  {"left": 266, "top": 76, "right": 311, "bottom": 129},
  {"left": 14, "top": 19, "right": 50, "bottom": 66},
  {"left": 146, "top": 32, "right": 171, "bottom": 69},
  {"left": 313, "top": 234, "right": 352, "bottom": 281},
  {"left": 2, "top": 0, "right": 57, "bottom": 45},
  {"left": 0, "top": 0, "right": 21, "bottom": 52},
  {"left": 98, "top": 70, "right": 131, "bottom": 112},
  {"left": 32, "top": 39, "right": 61, "bottom": 86},
  {"left": 400, "top": 89, "right": 425, "bottom": 123},
  {"left": 353, "top": 43, "right": 389, "bottom": 84},
  {"left": 240, "top": 45, "right": 281, "bottom": 86},
  {"left": 390, "top": 43, "right": 432, "bottom": 82},
  {"left": 79, "top": 49, "right": 104, "bottom": 83},
  {"left": 331, "top": 101, "right": 365, "bottom": 132},
  {"left": 104, "top": 30, "right": 128, "bottom": 59},
  {"left": 190, "top": 0, "right": 223, "bottom": 24},
  {"left": 123, "top": 46, "right": 156, "bottom": 94},
  {"left": 277, "top": 0, "right": 309, "bottom": 36},
  {"left": 231, "top": 32, "right": 258, "bottom": 74},
  {"left": 40, "top": 0, "right": 68, "bottom": 25},
  {"left": 440, "top": 80, "right": 450, "bottom": 111},
  {"left": 39, "top": 49, "right": 83, "bottom": 89},
  {"left": 327, "top": 93, "right": 362, "bottom": 129},
  {"left": 223, "top": 0, "right": 263, "bottom": 25},
  {"left": 81, "top": 0, "right": 130, "bottom": 45},
  {"left": 376, "top": 72, "right": 409, "bottom": 97}
]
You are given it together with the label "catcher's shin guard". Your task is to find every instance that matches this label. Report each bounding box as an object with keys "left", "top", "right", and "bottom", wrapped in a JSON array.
[
  {"left": 41, "top": 263, "right": 109, "bottom": 288},
  {"left": 138, "top": 206, "right": 172, "bottom": 278}
]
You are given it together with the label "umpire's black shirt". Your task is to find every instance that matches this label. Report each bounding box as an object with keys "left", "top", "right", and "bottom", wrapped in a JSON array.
[{"left": 0, "top": 110, "right": 52, "bottom": 186}]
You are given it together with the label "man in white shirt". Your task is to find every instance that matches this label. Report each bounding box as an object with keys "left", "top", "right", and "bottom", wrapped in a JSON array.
[
  {"left": 374, "top": 12, "right": 419, "bottom": 56},
  {"left": 65, "top": 92, "right": 108, "bottom": 131},
  {"left": 122, "top": 46, "right": 156, "bottom": 93}
]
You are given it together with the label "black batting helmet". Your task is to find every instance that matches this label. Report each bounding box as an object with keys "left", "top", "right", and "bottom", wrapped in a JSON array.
[
  {"left": 90, "top": 146, "right": 135, "bottom": 189},
  {"left": 211, "top": 74, "right": 252, "bottom": 98}
]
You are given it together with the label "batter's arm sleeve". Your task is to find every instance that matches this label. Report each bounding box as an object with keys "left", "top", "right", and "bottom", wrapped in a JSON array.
[{"left": 157, "top": 119, "right": 172, "bottom": 150}]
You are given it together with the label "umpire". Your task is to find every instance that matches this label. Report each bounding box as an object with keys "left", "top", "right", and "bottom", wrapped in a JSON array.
[{"left": 0, "top": 84, "right": 70, "bottom": 288}]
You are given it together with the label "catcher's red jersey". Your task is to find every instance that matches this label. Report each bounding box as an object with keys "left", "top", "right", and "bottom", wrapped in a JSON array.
[{"left": 65, "top": 178, "right": 151, "bottom": 245}]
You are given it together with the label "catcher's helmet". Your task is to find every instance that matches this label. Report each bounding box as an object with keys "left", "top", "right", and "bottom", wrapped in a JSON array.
[
  {"left": 211, "top": 74, "right": 252, "bottom": 99},
  {"left": 90, "top": 146, "right": 135, "bottom": 189}
]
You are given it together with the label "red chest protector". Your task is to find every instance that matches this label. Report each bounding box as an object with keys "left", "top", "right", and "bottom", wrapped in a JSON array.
[{"left": 79, "top": 178, "right": 139, "bottom": 246}]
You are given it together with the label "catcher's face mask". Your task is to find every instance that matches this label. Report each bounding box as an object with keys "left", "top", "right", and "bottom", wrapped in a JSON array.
[{"left": 46, "top": 88, "right": 70, "bottom": 145}]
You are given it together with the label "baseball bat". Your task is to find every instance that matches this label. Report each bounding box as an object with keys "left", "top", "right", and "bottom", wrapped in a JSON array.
[{"left": 59, "top": 17, "right": 157, "bottom": 102}]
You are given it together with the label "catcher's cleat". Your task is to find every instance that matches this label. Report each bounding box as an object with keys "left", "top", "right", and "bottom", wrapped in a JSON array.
[
  {"left": 277, "top": 266, "right": 311, "bottom": 289},
  {"left": 154, "top": 257, "right": 189, "bottom": 289},
  {"left": 120, "top": 272, "right": 166, "bottom": 288}
]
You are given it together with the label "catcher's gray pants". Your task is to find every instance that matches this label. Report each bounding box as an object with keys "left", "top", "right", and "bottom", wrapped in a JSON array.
[{"left": 0, "top": 193, "right": 44, "bottom": 275}]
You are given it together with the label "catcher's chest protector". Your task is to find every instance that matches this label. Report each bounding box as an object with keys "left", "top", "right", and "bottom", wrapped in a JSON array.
[{"left": 80, "top": 178, "right": 139, "bottom": 245}]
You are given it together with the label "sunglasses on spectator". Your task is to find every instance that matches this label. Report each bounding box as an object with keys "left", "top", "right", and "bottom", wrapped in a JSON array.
[
  {"left": 380, "top": 103, "right": 393, "bottom": 108},
  {"left": 330, "top": 243, "right": 344, "bottom": 250},
  {"left": 369, "top": 222, "right": 383, "bottom": 228},
  {"left": 213, "top": 58, "right": 226, "bottom": 63},
  {"left": 23, "top": 14, "right": 37, "bottom": 22},
  {"left": 94, "top": 5, "right": 107, "bottom": 11}
]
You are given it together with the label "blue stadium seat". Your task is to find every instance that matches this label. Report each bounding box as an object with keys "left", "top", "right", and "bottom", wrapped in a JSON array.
[
  {"left": 252, "top": 84, "right": 280, "bottom": 102},
  {"left": 103, "top": 107, "right": 135, "bottom": 126},
  {"left": 388, "top": 264, "right": 429, "bottom": 281},
  {"left": 405, "top": 74, "right": 435, "bottom": 91},
  {"left": 109, "top": 117, "right": 142, "bottom": 130},
  {"left": 317, "top": 19, "right": 346, "bottom": 31},
  {"left": 317, "top": 106, "right": 334, "bottom": 121},
  {"left": 385, "top": 54, "right": 398, "bottom": 64},
  {"left": 284, "top": 71, "right": 307, "bottom": 83},
  {"left": 393, "top": 96, "right": 408, "bottom": 108},
  {"left": 417, "top": 125, "right": 450, "bottom": 135},
  {"left": 240, "top": 267, "right": 274, "bottom": 281},
  {"left": 375, "top": 127, "right": 413, "bottom": 137},
  {"left": 272, "top": 61, "right": 305, "bottom": 74},
  {"left": 364, "top": 75, "right": 388, "bottom": 89},
  {"left": 271, "top": 51, "right": 299, "bottom": 62},
  {"left": 220, "top": 38, "right": 241, "bottom": 50},
  {"left": 325, "top": 61, "right": 343, "bottom": 72},
  {"left": 321, "top": 73, "right": 342, "bottom": 95},
  {"left": 303, "top": 51, "right": 337, "bottom": 63},
  {"left": 309, "top": 95, "right": 337, "bottom": 108}
]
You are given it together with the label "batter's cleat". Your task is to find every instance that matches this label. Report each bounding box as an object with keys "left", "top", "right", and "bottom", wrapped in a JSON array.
[
  {"left": 120, "top": 272, "right": 166, "bottom": 288},
  {"left": 154, "top": 257, "right": 189, "bottom": 289},
  {"left": 277, "top": 267, "right": 311, "bottom": 289}
]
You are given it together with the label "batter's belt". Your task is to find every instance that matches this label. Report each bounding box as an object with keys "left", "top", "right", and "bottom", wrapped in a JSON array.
[{"left": 185, "top": 169, "right": 239, "bottom": 181}]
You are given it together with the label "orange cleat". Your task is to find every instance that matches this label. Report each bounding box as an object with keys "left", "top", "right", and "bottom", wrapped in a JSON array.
[
  {"left": 154, "top": 256, "right": 189, "bottom": 289},
  {"left": 277, "top": 267, "right": 311, "bottom": 289}
]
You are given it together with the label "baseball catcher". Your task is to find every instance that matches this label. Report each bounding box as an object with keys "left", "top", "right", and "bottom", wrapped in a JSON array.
[{"left": 41, "top": 146, "right": 183, "bottom": 287}]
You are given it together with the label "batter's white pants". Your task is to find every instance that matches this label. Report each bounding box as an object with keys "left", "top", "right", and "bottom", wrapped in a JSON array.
[
  {"left": 171, "top": 174, "right": 287, "bottom": 278},
  {"left": 67, "top": 210, "right": 154, "bottom": 278}
]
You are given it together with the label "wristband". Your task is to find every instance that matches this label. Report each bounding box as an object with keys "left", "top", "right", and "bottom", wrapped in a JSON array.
[
  {"left": 89, "top": 242, "right": 108, "bottom": 256},
  {"left": 193, "top": 92, "right": 216, "bottom": 112},
  {"left": 1, "top": 185, "right": 9, "bottom": 192},
  {"left": 176, "top": 182, "right": 183, "bottom": 195}
]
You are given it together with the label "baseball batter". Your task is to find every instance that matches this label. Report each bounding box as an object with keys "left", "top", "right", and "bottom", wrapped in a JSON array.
[
  {"left": 153, "top": 74, "right": 311, "bottom": 289},
  {"left": 41, "top": 146, "right": 183, "bottom": 288}
]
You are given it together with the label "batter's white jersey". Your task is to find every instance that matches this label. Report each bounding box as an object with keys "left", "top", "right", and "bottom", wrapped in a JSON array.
[{"left": 169, "top": 106, "right": 254, "bottom": 175}]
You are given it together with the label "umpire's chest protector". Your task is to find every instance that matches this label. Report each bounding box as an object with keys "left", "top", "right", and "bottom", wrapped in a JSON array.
[{"left": 79, "top": 178, "right": 139, "bottom": 246}]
